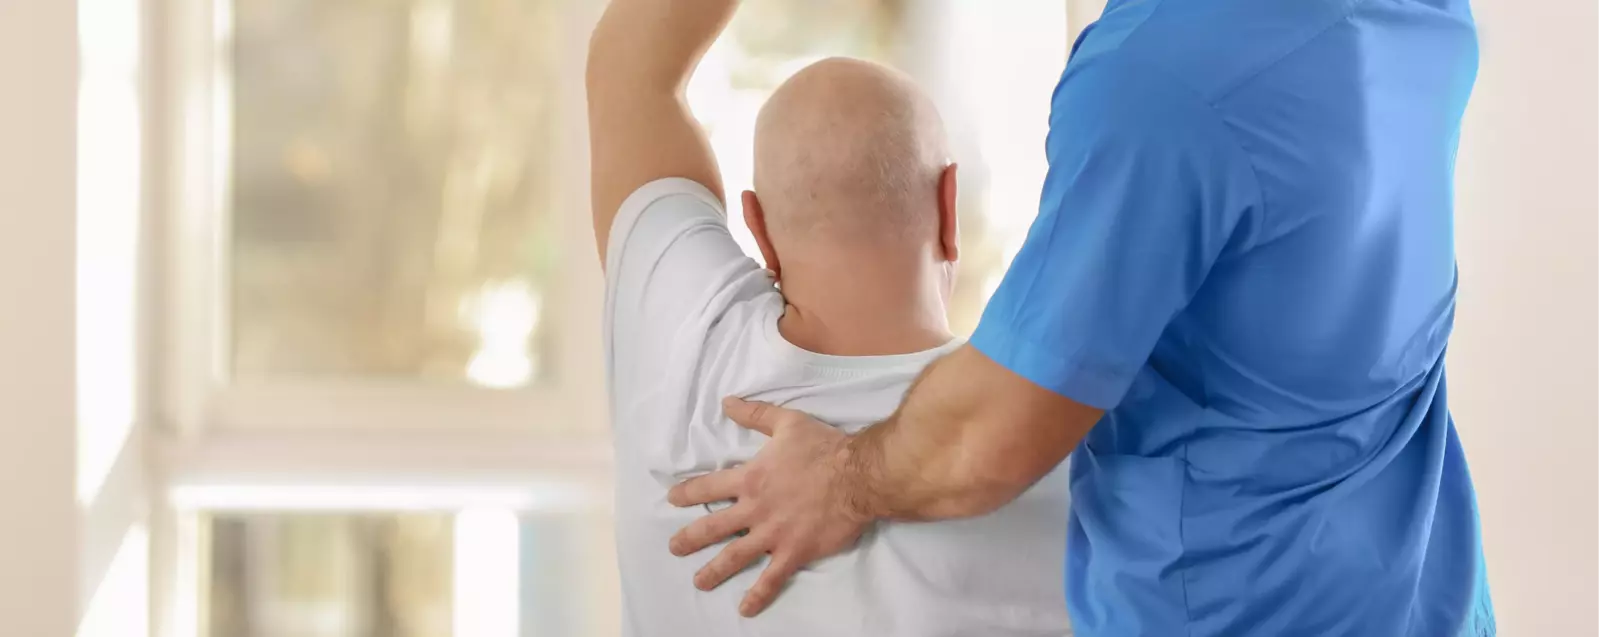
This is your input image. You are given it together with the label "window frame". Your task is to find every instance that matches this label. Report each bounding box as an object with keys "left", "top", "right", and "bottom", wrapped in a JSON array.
[
  {"left": 155, "top": 0, "right": 611, "bottom": 438},
  {"left": 148, "top": 2, "right": 616, "bottom": 631}
]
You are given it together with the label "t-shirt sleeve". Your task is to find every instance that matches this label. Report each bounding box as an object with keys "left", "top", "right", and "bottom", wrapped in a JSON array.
[
  {"left": 969, "top": 55, "right": 1263, "bottom": 410},
  {"left": 603, "top": 178, "right": 768, "bottom": 400}
]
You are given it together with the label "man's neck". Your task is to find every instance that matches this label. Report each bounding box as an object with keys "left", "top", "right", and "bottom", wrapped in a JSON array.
[{"left": 774, "top": 264, "right": 954, "bottom": 357}]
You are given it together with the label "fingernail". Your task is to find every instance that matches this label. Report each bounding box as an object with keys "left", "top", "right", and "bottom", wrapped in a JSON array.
[
  {"left": 739, "top": 600, "right": 755, "bottom": 616},
  {"left": 723, "top": 396, "right": 743, "bottom": 409}
]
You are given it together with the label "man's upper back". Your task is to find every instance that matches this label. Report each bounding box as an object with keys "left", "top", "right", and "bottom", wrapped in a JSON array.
[
  {"left": 605, "top": 179, "right": 1073, "bottom": 637},
  {"left": 969, "top": 0, "right": 1487, "bottom": 634}
]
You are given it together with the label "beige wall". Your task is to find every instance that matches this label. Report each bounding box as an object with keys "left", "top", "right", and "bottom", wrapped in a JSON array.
[
  {"left": 0, "top": 1, "right": 79, "bottom": 635},
  {"left": 1450, "top": 0, "right": 1599, "bottom": 633},
  {"left": 1065, "top": 0, "right": 1106, "bottom": 48}
]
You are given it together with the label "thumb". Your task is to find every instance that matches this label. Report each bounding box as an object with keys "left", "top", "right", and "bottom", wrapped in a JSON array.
[{"left": 723, "top": 396, "right": 781, "bottom": 437}]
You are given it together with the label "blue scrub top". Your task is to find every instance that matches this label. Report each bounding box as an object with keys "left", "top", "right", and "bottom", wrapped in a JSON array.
[{"left": 969, "top": 0, "right": 1495, "bottom": 635}]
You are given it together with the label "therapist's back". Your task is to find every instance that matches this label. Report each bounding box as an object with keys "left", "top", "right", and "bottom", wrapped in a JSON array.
[{"left": 975, "top": 0, "right": 1493, "bottom": 634}]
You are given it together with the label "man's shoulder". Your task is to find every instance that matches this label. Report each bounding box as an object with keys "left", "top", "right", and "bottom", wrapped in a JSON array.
[
  {"left": 602, "top": 176, "right": 776, "bottom": 435},
  {"left": 604, "top": 177, "right": 727, "bottom": 273},
  {"left": 602, "top": 175, "right": 760, "bottom": 349}
]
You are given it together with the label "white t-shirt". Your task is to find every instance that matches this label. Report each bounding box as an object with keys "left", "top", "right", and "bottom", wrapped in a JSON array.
[{"left": 604, "top": 178, "right": 1073, "bottom": 637}]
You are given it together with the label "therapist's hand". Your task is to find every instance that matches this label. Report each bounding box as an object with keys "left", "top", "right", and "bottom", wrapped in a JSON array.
[{"left": 667, "top": 397, "right": 873, "bottom": 617}]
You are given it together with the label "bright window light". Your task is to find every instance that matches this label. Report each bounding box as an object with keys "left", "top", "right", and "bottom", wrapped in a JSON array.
[
  {"left": 75, "top": 0, "right": 142, "bottom": 506},
  {"left": 946, "top": 0, "right": 1065, "bottom": 300},
  {"left": 454, "top": 508, "right": 521, "bottom": 637},
  {"left": 463, "top": 281, "right": 541, "bottom": 388},
  {"left": 76, "top": 525, "right": 150, "bottom": 637}
]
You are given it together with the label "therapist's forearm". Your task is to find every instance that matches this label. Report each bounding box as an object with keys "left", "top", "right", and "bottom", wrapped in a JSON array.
[{"left": 839, "top": 345, "right": 1099, "bottom": 521}]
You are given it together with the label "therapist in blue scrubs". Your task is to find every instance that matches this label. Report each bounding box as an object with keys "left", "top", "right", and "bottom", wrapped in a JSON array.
[{"left": 666, "top": 0, "right": 1497, "bottom": 634}]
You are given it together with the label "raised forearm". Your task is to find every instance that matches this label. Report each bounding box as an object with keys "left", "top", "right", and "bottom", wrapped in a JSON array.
[
  {"left": 587, "top": 0, "right": 739, "bottom": 95},
  {"left": 585, "top": 0, "right": 734, "bottom": 258},
  {"left": 841, "top": 345, "right": 1099, "bottom": 521}
]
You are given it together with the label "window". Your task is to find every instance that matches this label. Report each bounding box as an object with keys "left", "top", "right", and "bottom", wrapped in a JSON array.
[
  {"left": 204, "top": 509, "right": 615, "bottom": 637},
  {"left": 228, "top": 0, "right": 568, "bottom": 388},
  {"left": 152, "top": 2, "right": 1067, "bottom": 636},
  {"left": 163, "top": 0, "right": 600, "bottom": 434}
]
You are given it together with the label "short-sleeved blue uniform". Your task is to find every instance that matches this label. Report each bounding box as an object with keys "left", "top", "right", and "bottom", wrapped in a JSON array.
[{"left": 969, "top": 0, "right": 1495, "bottom": 635}]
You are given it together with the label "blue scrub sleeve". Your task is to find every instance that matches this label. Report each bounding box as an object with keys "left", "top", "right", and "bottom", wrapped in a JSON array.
[{"left": 970, "top": 55, "right": 1263, "bottom": 410}]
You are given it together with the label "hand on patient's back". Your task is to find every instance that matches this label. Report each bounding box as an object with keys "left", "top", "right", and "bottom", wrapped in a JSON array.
[{"left": 667, "top": 397, "right": 872, "bottom": 617}]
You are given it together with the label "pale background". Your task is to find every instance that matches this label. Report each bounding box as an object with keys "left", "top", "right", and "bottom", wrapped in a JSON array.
[{"left": 3, "top": 0, "right": 1596, "bottom": 635}]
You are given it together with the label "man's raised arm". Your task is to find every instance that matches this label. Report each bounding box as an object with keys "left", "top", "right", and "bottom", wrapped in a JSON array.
[{"left": 586, "top": 0, "right": 735, "bottom": 263}]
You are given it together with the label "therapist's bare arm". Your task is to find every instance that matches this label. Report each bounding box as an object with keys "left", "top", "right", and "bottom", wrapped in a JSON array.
[
  {"left": 586, "top": 0, "right": 731, "bottom": 263},
  {"left": 667, "top": 344, "right": 1102, "bottom": 615},
  {"left": 843, "top": 345, "right": 1100, "bottom": 519}
]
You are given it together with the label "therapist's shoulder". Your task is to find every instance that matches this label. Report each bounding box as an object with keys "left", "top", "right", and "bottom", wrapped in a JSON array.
[
  {"left": 1069, "top": 0, "right": 1357, "bottom": 104},
  {"left": 1046, "top": 50, "right": 1240, "bottom": 164}
]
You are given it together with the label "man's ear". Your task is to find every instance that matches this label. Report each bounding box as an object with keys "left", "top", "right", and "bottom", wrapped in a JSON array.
[
  {"left": 742, "top": 190, "right": 781, "bottom": 280},
  {"left": 938, "top": 163, "right": 961, "bottom": 263}
]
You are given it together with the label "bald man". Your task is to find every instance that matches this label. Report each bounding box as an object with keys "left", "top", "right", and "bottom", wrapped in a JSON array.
[{"left": 586, "top": 0, "right": 1071, "bottom": 635}]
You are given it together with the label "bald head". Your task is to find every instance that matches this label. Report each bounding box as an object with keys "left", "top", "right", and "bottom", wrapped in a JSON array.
[{"left": 752, "top": 58, "right": 950, "bottom": 247}]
